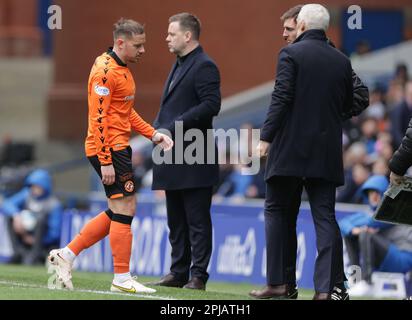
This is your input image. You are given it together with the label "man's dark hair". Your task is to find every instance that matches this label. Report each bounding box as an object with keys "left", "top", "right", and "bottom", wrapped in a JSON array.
[
  {"left": 280, "top": 5, "right": 303, "bottom": 22},
  {"left": 113, "top": 18, "right": 145, "bottom": 40},
  {"left": 169, "top": 12, "right": 201, "bottom": 41}
]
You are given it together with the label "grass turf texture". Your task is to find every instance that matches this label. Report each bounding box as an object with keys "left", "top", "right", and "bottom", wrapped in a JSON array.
[{"left": 0, "top": 264, "right": 319, "bottom": 300}]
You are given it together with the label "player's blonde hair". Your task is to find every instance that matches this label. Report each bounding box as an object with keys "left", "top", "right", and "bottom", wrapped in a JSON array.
[{"left": 113, "top": 18, "right": 145, "bottom": 40}]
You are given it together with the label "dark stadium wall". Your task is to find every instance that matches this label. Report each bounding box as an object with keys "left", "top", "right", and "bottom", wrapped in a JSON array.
[{"left": 47, "top": 0, "right": 412, "bottom": 141}]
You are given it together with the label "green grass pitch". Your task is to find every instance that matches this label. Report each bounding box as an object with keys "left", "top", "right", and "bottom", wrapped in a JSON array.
[{"left": 0, "top": 264, "right": 319, "bottom": 300}]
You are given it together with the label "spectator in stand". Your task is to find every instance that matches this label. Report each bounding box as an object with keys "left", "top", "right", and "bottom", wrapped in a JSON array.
[
  {"left": 1, "top": 169, "right": 62, "bottom": 265},
  {"left": 350, "top": 40, "right": 370, "bottom": 61},
  {"left": 364, "top": 86, "right": 386, "bottom": 121},
  {"left": 337, "top": 143, "right": 369, "bottom": 203},
  {"left": 339, "top": 175, "right": 412, "bottom": 297},
  {"left": 376, "top": 140, "right": 394, "bottom": 163},
  {"left": 360, "top": 117, "right": 378, "bottom": 156},
  {"left": 371, "top": 157, "right": 390, "bottom": 176},
  {"left": 386, "top": 79, "right": 405, "bottom": 111},
  {"left": 215, "top": 164, "right": 252, "bottom": 200},
  {"left": 393, "top": 63, "right": 409, "bottom": 86}
]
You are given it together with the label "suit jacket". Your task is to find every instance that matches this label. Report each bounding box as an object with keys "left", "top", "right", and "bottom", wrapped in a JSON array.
[
  {"left": 152, "top": 46, "right": 221, "bottom": 190},
  {"left": 327, "top": 39, "right": 369, "bottom": 120},
  {"left": 390, "top": 101, "right": 412, "bottom": 148},
  {"left": 260, "top": 30, "right": 353, "bottom": 186},
  {"left": 389, "top": 117, "right": 412, "bottom": 176}
]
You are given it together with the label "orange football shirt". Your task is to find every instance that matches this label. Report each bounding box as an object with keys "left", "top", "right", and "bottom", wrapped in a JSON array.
[{"left": 85, "top": 49, "right": 155, "bottom": 165}]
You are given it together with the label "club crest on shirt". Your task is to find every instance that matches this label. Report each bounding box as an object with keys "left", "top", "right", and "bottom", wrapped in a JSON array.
[{"left": 124, "top": 180, "right": 135, "bottom": 193}]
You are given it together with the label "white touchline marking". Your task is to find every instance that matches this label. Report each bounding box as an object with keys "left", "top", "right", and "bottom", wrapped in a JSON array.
[{"left": 0, "top": 280, "right": 176, "bottom": 300}]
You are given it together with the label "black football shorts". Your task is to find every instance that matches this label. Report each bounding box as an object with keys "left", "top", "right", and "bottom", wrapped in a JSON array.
[{"left": 88, "top": 146, "right": 136, "bottom": 199}]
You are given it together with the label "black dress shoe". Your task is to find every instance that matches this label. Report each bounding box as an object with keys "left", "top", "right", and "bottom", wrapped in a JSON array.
[
  {"left": 249, "top": 284, "right": 298, "bottom": 299},
  {"left": 150, "top": 273, "right": 187, "bottom": 288},
  {"left": 183, "top": 277, "right": 206, "bottom": 290}
]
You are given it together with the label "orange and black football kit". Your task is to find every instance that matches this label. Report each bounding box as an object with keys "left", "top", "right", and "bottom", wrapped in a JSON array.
[{"left": 85, "top": 48, "right": 155, "bottom": 199}]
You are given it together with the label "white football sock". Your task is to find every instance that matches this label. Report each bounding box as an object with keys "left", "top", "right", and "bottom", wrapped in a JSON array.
[
  {"left": 61, "top": 247, "right": 76, "bottom": 263},
  {"left": 114, "top": 272, "right": 131, "bottom": 284}
]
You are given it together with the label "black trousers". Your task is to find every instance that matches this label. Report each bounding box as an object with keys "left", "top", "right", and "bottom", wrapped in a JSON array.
[
  {"left": 265, "top": 176, "right": 346, "bottom": 293},
  {"left": 165, "top": 187, "right": 213, "bottom": 283}
]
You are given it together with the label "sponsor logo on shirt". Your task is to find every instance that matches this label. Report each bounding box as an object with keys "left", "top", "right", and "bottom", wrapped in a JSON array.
[{"left": 94, "top": 85, "right": 110, "bottom": 96}]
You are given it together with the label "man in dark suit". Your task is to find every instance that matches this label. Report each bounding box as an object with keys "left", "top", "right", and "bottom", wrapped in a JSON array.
[
  {"left": 151, "top": 13, "right": 221, "bottom": 290},
  {"left": 262, "top": 4, "right": 369, "bottom": 299},
  {"left": 249, "top": 4, "right": 353, "bottom": 300},
  {"left": 280, "top": 5, "right": 369, "bottom": 121}
]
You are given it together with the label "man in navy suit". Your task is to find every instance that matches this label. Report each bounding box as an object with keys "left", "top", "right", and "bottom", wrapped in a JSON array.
[
  {"left": 151, "top": 13, "right": 221, "bottom": 290},
  {"left": 255, "top": 4, "right": 368, "bottom": 300},
  {"left": 250, "top": 4, "right": 353, "bottom": 300}
]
